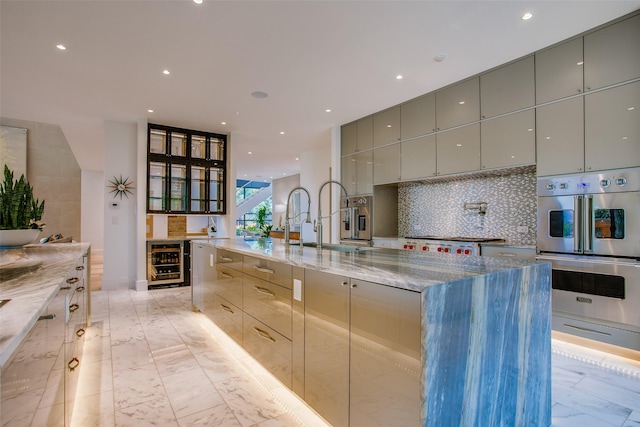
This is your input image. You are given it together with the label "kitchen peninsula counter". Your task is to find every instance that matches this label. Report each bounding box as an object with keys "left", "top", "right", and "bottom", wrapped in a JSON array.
[
  {"left": 196, "top": 238, "right": 552, "bottom": 425},
  {"left": 0, "top": 242, "right": 90, "bottom": 367}
]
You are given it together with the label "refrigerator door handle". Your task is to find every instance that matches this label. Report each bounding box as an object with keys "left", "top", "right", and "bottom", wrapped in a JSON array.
[
  {"left": 584, "top": 195, "right": 594, "bottom": 253},
  {"left": 574, "top": 195, "right": 582, "bottom": 253}
]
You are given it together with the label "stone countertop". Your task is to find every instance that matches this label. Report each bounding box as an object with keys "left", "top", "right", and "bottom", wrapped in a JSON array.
[
  {"left": 0, "top": 242, "right": 90, "bottom": 368},
  {"left": 147, "top": 235, "right": 210, "bottom": 242},
  {"left": 200, "top": 238, "right": 546, "bottom": 293}
]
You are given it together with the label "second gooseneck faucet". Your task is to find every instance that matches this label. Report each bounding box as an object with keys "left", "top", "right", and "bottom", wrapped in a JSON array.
[
  {"left": 315, "top": 180, "right": 349, "bottom": 249},
  {"left": 284, "top": 186, "right": 312, "bottom": 246}
]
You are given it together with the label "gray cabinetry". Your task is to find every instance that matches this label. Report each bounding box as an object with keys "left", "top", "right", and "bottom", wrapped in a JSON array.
[
  {"left": 401, "top": 135, "right": 436, "bottom": 180},
  {"left": 342, "top": 116, "right": 374, "bottom": 156},
  {"left": 584, "top": 14, "right": 640, "bottom": 91},
  {"left": 341, "top": 151, "right": 373, "bottom": 195},
  {"left": 373, "top": 106, "right": 401, "bottom": 147},
  {"left": 341, "top": 121, "right": 357, "bottom": 156},
  {"left": 205, "top": 247, "right": 243, "bottom": 344},
  {"left": 242, "top": 313, "right": 292, "bottom": 388},
  {"left": 373, "top": 144, "right": 400, "bottom": 184},
  {"left": 536, "top": 97, "right": 585, "bottom": 176},
  {"left": 304, "top": 269, "right": 350, "bottom": 427},
  {"left": 481, "top": 110, "right": 535, "bottom": 169},
  {"left": 436, "top": 124, "right": 480, "bottom": 175},
  {"left": 350, "top": 279, "right": 421, "bottom": 427},
  {"left": 191, "top": 242, "right": 210, "bottom": 312},
  {"left": 480, "top": 56, "right": 535, "bottom": 119},
  {"left": 435, "top": 77, "right": 480, "bottom": 130},
  {"left": 535, "top": 38, "right": 584, "bottom": 103},
  {"left": 585, "top": 81, "right": 640, "bottom": 171},
  {"left": 401, "top": 93, "right": 436, "bottom": 139}
]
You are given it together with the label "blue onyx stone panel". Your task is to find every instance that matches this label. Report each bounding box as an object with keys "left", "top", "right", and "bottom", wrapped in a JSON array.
[{"left": 423, "top": 263, "right": 551, "bottom": 426}]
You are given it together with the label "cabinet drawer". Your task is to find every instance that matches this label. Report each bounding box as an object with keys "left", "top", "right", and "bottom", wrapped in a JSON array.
[
  {"left": 209, "top": 294, "right": 243, "bottom": 345},
  {"left": 215, "top": 248, "right": 242, "bottom": 270},
  {"left": 243, "top": 255, "right": 292, "bottom": 289},
  {"left": 480, "top": 245, "right": 536, "bottom": 260},
  {"left": 213, "top": 265, "right": 243, "bottom": 308},
  {"left": 242, "top": 313, "right": 292, "bottom": 388},
  {"left": 242, "top": 276, "right": 292, "bottom": 339}
]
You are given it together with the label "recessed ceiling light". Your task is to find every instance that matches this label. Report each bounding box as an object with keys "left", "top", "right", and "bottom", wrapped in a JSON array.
[
  {"left": 56, "top": 44, "right": 66, "bottom": 50},
  {"left": 325, "top": 109, "right": 331, "bottom": 113},
  {"left": 456, "top": 144, "right": 462, "bottom": 147},
  {"left": 386, "top": 124, "right": 392, "bottom": 128},
  {"left": 433, "top": 54, "right": 446, "bottom": 63},
  {"left": 248, "top": 151, "right": 252, "bottom": 155},
  {"left": 546, "top": 136, "right": 551, "bottom": 140},
  {"left": 283, "top": 173, "right": 286, "bottom": 176},
  {"left": 280, "top": 131, "right": 285, "bottom": 135},
  {"left": 148, "top": 109, "right": 154, "bottom": 113},
  {"left": 251, "top": 91, "right": 268, "bottom": 99},
  {"left": 522, "top": 12, "right": 533, "bottom": 20},
  {"left": 221, "top": 121, "right": 226, "bottom": 125},
  {"left": 295, "top": 157, "right": 299, "bottom": 161},
  {"left": 396, "top": 75, "right": 403, "bottom": 80},
  {"left": 193, "top": 0, "right": 203, "bottom": 4},
  {"left": 163, "top": 69, "right": 170, "bottom": 75}
]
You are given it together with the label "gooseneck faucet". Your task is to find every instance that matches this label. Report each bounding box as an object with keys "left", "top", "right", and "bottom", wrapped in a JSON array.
[
  {"left": 284, "top": 186, "right": 312, "bottom": 245},
  {"left": 315, "top": 180, "right": 349, "bottom": 248}
]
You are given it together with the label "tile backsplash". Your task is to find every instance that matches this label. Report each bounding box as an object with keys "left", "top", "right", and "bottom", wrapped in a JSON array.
[{"left": 398, "top": 168, "right": 537, "bottom": 246}]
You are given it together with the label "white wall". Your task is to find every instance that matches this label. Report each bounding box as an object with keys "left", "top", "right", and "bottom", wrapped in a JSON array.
[
  {"left": 81, "top": 170, "right": 104, "bottom": 253},
  {"left": 299, "top": 143, "right": 331, "bottom": 243},
  {"left": 102, "top": 121, "right": 138, "bottom": 290},
  {"left": 272, "top": 174, "right": 301, "bottom": 230}
]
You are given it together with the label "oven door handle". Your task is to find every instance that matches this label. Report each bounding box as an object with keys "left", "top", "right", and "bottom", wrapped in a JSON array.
[
  {"left": 573, "top": 195, "right": 582, "bottom": 253},
  {"left": 583, "top": 195, "right": 593, "bottom": 254}
]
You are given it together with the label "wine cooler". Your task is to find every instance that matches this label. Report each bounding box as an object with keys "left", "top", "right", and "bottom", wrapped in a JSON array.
[{"left": 147, "top": 241, "right": 184, "bottom": 287}]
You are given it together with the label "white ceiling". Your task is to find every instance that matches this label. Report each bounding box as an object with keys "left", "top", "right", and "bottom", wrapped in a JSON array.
[{"left": 2, "top": 1, "right": 639, "bottom": 182}]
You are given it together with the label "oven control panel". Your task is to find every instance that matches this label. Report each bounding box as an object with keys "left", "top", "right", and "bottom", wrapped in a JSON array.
[{"left": 538, "top": 168, "right": 640, "bottom": 196}]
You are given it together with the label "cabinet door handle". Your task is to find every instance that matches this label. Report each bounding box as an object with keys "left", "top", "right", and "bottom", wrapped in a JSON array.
[
  {"left": 253, "top": 286, "right": 275, "bottom": 297},
  {"left": 66, "top": 277, "right": 79, "bottom": 284},
  {"left": 341, "top": 281, "right": 349, "bottom": 286},
  {"left": 253, "top": 327, "right": 276, "bottom": 343},
  {"left": 254, "top": 266, "right": 275, "bottom": 274},
  {"left": 220, "top": 272, "right": 234, "bottom": 279},
  {"left": 563, "top": 324, "right": 610, "bottom": 336},
  {"left": 69, "top": 303, "right": 79, "bottom": 313},
  {"left": 60, "top": 286, "right": 71, "bottom": 290},
  {"left": 75, "top": 265, "right": 85, "bottom": 271},
  {"left": 497, "top": 253, "right": 517, "bottom": 257},
  {"left": 351, "top": 284, "right": 357, "bottom": 289},
  {"left": 76, "top": 328, "right": 85, "bottom": 337},
  {"left": 76, "top": 286, "right": 85, "bottom": 292},
  {"left": 220, "top": 256, "right": 233, "bottom": 262},
  {"left": 220, "top": 304, "right": 234, "bottom": 314},
  {"left": 68, "top": 357, "right": 80, "bottom": 371},
  {"left": 38, "top": 314, "right": 56, "bottom": 321}
]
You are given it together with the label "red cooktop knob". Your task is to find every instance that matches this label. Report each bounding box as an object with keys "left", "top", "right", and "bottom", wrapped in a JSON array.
[
  {"left": 422, "top": 246, "right": 427, "bottom": 251},
  {"left": 456, "top": 249, "right": 462, "bottom": 254},
  {"left": 437, "top": 247, "right": 442, "bottom": 252},
  {"left": 403, "top": 244, "right": 408, "bottom": 249},
  {"left": 464, "top": 249, "right": 470, "bottom": 255},
  {"left": 444, "top": 248, "right": 450, "bottom": 253}
]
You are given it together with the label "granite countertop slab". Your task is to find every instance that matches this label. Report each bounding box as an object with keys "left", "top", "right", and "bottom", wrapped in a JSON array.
[
  {"left": 201, "top": 238, "right": 546, "bottom": 293},
  {"left": 147, "top": 235, "right": 210, "bottom": 242},
  {"left": 0, "top": 242, "right": 90, "bottom": 368}
]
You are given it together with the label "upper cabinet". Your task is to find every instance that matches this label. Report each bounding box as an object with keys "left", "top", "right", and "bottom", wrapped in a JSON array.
[
  {"left": 435, "top": 77, "right": 480, "bottom": 130},
  {"left": 481, "top": 56, "right": 535, "bottom": 119},
  {"left": 401, "top": 135, "right": 436, "bottom": 180},
  {"left": 147, "top": 124, "right": 227, "bottom": 214},
  {"left": 584, "top": 14, "right": 640, "bottom": 91},
  {"left": 535, "top": 38, "right": 584, "bottom": 104},
  {"left": 584, "top": 81, "right": 640, "bottom": 172},
  {"left": 373, "top": 106, "right": 401, "bottom": 147},
  {"left": 436, "top": 124, "right": 480, "bottom": 175},
  {"left": 481, "top": 110, "right": 535, "bottom": 170},
  {"left": 342, "top": 151, "right": 373, "bottom": 195},
  {"left": 341, "top": 116, "right": 373, "bottom": 156},
  {"left": 400, "top": 93, "right": 436, "bottom": 139},
  {"left": 373, "top": 144, "right": 400, "bottom": 184}
]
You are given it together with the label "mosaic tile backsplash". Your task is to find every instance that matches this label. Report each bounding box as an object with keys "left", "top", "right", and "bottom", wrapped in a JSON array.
[{"left": 398, "top": 169, "right": 537, "bottom": 246}]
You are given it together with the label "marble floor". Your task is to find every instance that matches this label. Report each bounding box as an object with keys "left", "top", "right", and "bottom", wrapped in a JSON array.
[{"left": 66, "top": 287, "right": 640, "bottom": 427}]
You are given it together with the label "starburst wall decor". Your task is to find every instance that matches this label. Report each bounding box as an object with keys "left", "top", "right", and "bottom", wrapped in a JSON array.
[{"left": 107, "top": 175, "right": 135, "bottom": 199}]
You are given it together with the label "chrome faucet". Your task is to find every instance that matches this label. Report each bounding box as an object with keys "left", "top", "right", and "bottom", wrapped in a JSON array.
[
  {"left": 315, "top": 180, "right": 348, "bottom": 248},
  {"left": 284, "top": 186, "right": 312, "bottom": 245}
]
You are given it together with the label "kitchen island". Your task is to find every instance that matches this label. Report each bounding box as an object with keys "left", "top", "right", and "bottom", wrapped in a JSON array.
[
  {"left": 192, "top": 238, "right": 551, "bottom": 426},
  {"left": 0, "top": 243, "right": 91, "bottom": 426}
]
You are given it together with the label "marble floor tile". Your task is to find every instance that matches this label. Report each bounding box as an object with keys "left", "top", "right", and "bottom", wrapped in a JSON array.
[{"left": 61, "top": 288, "right": 640, "bottom": 427}]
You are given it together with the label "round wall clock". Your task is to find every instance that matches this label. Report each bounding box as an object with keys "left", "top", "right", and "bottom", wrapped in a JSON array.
[{"left": 108, "top": 175, "right": 135, "bottom": 199}]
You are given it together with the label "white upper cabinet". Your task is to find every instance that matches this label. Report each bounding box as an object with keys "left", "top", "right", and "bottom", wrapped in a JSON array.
[
  {"left": 373, "top": 106, "right": 401, "bottom": 147},
  {"left": 436, "top": 124, "right": 480, "bottom": 175},
  {"left": 401, "top": 135, "right": 436, "bottom": 180},
  {"left": 584, "top": 14, "right": 640, "bottom": 91},
  {"left": 585, "top": 81, "right": 640, "bottom": 171},
  {"left": 536, "top": 97, "right": 585, "bottom": 176},
  {"left": 536, "top": 38, "right": 584, "bottom": 104},
  {"left": 435, "top": 77, "right": 480, "bottom": 130},
  {"left": 480, "top": 56, "right": 535, "bottom": 119},
  {"left": 481, "top": 110, "right": 535, "bottom": 170},
  {"left": 400, "top": 93, "right": 436, "bottom": 139}
]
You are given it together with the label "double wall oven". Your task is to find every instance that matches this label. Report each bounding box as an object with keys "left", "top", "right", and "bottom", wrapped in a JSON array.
[{"left": 537, "top": 168, "right": 640, "bottom": 350}]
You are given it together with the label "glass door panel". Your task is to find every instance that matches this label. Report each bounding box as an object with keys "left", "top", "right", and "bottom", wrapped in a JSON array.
[
  {"left": 209, "top": 168, "right": 224, "bottom": 213},
  {"left": 148, "top": 162, "right": 166, "bottom": 211},
  {"left": 190, "top": 166, "right": 206, "bottom": 212},
  {"left": 170, "top": 132, "right": 187, "bottom": 157},
  {"left": 209, "top": 138, "right": 224, "bottom": 161},
  {"left": 170, "top": 164, "right": 187, "bottom": 211},
  {"left": 149, "top": 129, "right": 167, "bottom": 154},
  {"left": 191, "top": 135, "right": 206, "bottom": 160}
]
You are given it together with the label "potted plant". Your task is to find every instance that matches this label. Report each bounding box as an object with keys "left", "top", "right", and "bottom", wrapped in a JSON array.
[
  {"left": 255, "top": 204, "right": 272, "bottom": 238},
  {"left": 0, "top": 165, "right": 45, "bottom": 247}
]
